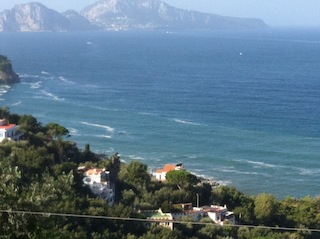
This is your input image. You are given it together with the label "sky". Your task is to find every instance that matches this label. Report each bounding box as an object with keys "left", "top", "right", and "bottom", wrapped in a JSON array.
[{"left": 0, "top": 0, "right": 319, "bottom": 27}]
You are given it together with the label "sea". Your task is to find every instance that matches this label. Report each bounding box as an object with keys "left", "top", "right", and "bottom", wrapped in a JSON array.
[{"left": 0, "top": 28, "right": 319, "bottom": 199}]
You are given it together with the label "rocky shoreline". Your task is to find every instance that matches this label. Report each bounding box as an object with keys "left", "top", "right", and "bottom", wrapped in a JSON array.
[{"left": 198, "top": 176, "right": 220, "bottom": 187}]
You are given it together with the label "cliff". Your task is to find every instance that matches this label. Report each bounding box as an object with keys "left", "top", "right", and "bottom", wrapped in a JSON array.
[{"left": 0, "top": 55, "right": 20, "bottom": 84}]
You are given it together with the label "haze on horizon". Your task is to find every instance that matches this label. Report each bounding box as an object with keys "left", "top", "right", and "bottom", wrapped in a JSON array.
[{"left": 0, "top": 0, "right": 319, "bottom": 27}]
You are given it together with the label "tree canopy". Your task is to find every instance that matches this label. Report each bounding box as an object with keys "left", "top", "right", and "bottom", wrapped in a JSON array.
[
  {"left": 166, "top": 170, "right": 199, "bottom": 190},
  {"left": 0, "top": 108, "right": 319, "bottom": 239}
]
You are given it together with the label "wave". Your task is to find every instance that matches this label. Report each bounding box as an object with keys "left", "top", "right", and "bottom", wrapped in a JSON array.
[
  {"left": 173, "top": 118, "right": 204, "bottom": 126},
  {"left": 11, "top": 101, "right": 21, "bottom": 106},
  {"left": 0, "top": 85, "right": 11, "bottom": 96},
  {"left": 220, "top": 168, "right": 269, "bottom": 176},
  {"left": 138, "top": 112, "right": 158, "bottom": 117},
  {"left": 19, "top": 73, "right": 40, "bottom": 78},
  {"left": 126, "top": 155, "right": 145, "bottom": 160},
  {"left": 81, "top": 121, "right": 115, "bottom": 132},
  {"left": 58, "top": 76, "right": 74, "bottom": 84},
  {"left": 41, "top": 71, "right": 50, "bottom": 75},
  {"left": 298, "top": 168, "right": 320, "bottom": 176},
  {"left": 38, "top": 90, "right": 65, "bottom": 101},
  {"left": 68, "top": 127, "right": 79, "bottom": 136},
  {"left": 234, "top": 159, "right": 277, "bottom": 168},
  {"left": 90, "top": 105, "right": 119, "bottom": 112},
  {"left": 30, "top": 81, "right": 42, "bottom": 89},
  {"left": 95, "top": 135, "right": 113, "bottom": 139}
]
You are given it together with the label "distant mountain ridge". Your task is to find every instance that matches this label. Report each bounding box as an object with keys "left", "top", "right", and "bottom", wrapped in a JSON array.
[{"left": 0, "top": 0, "right": 267, "bottom": 32}]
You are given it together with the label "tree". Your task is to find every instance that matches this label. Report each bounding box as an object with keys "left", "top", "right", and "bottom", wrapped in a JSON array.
[
  {"left": 0, "top": 55, "right": 12, "bottom": 72},
  {"left": 165, "top": 170, "right": 198, "bottom": 190},
  {"left": 0, "top": 106, "right": 10, "bottom": 119},
  {"left": 19, "top": 114, "right": 42, "bottom": 135},
  {"left": 46, "top": 123, "right": 69, "bottom": 140},
  {"left": 119, "top": 160, "right": 151, "bottom": 189},
  {"left": 212, "top": 186, "right": 253, "bottom": 211},
  {"left": 254, "top": 193, "right": 279, "bottom": 225}
]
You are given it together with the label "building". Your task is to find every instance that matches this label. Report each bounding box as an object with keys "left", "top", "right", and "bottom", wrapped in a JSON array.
[
  {"left": 140, "top": 209, "right": 174, "bottom": 230},
  {"left": 83, "top": 168, "right": 115, "bottom": 206},
  {"left": 0, "top": 119, "right": 22, "bottom": 142},
  {"left": 139, "top": 203, "right": 235, "bottom": 230},
  {"left": 153, "top": 163, "right": 185, "bottom": 181},
  {"left": 206, "top": 205, "right": 235, "bottom": 225}
]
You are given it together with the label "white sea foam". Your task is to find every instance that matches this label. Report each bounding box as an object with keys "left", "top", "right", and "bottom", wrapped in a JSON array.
[
  {"left": 173, "top": 118, "right": 203, "bottom": 126},
  {"left": 96, "top": 135, "right": 113, "bottom": 139},
  {"left": 59, "top": 76, "right": 74, "bottom": 84},
  {"left": 41, "top": 71, "right": 50, "bottom": 75},
  {"left": 220, "top": 168, "right": 264, "bottom": 176},
  {"left": 11, "top": 101, "right": 21, "bottom": 106},
  {"left": 30, "top": 81, "right": 42, "bottom": 89},
  {"left": 39, "top": 90, "right": 65, "bottom": 101},
  {"left": 91, "top": 105, "right": 119, "bottom": 112},
  {"left": 234, "top": 159, "right": 277, "bottom": 168},
  {"left": 127, "top": 155, "right": 145, "bottom": 160},
  {"left": 20, "top": 73, "right": 40, "bottom": 78},
  {"left": 0, "top": 85, "right": 11, "bottom": 95},
  {"left": 68, "top": 127, "right": 79, "bottom": 135},
  {"left": 118, "top": 131, "right": 129, "bottom": 135},
  {"left": 0, "top": 89, "right": 8, "bottom": 95},
  {"left": 139, "top": 112, "right": 158, "bottom": 117},
  {"left": 81, "top": 121, "right": 115, "bottom": 132},
  {"left": 298, "top": 168, "right": 320, "bottom": 176}
]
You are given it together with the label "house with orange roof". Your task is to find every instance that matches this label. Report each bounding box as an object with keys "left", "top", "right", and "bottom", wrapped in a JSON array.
[
  {"left": 84, "top": 168, "right": 108, "bottom": 184},
  {"left": 0, "top": 119, "right": 22, "bottom": 142},
  {"left": 153, "top": 163, "right": 185, "bottom": 181},
  {"left": 83, "top": 168, "right": 115, "bottom": 206}
]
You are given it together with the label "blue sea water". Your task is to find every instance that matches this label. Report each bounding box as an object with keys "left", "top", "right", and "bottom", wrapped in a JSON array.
[{"left": 1, "top": 28, "right": 320, "bottom": 198}]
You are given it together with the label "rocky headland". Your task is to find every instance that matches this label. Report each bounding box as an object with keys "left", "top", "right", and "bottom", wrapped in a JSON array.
[{"left": 0, "top": 55, "right": 20, "bottom": 84}]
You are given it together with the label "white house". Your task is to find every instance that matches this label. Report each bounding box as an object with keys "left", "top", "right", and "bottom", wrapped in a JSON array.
[
  {"left": 83, "top": 168, "right": 115, "bottom": 206},
  {"left": 206, "top": 205, "right": 235, "bottom": 225},
  {"left": 153, "top": 163, "right": 185, "bottom": 181},
  {"left": 84, "top": 168, "right": 109, "bottom": 184},
  {"left": 0, "top": 119, "right": 21, "bottom": 142}
]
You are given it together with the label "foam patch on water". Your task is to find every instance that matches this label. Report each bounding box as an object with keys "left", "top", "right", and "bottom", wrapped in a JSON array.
[
  {"left": 81, "top": 121, "right": 115, "bottom": 132},
  {"left": 173, "top": 118, "right": 204, "bottom": 126}
]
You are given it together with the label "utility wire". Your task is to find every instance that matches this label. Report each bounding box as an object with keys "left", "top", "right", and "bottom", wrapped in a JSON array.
[{"left": 1, "top": 209, "right": 320, "bottom": 233}]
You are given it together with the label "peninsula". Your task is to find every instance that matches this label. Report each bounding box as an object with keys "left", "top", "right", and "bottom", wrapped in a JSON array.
[{"left": 0, "top": 55, "right": 20, "bottom": 84}]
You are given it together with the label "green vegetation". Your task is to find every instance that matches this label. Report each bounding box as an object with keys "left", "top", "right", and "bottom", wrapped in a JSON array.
[
  {"left": 0, "top": 107, "right": 320, "bottom": 238},
  {"left": 0, "top": 55, "right": 13, "bottom": 72},
  {"left": 0, "top": 55, "right": 20, "bottom": 83}
]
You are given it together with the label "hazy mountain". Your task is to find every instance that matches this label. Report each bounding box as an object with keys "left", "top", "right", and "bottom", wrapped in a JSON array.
[
  {"left": 0, "top": 2, "right": 71, "bottom": 32},
  {"left": 81, "top": 0, "right": 267, "bottom": 30},
  {"left": 62, "top": 10, "right": 101, "bottom": 31},
  {"left": 0, "top": 0, "right": 267, "bottom": 32}
]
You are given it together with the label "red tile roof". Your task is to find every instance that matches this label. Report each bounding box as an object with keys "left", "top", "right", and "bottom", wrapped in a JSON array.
[
  {"left": 86, "top": 168, "right": 105, "bottom": 176},
  {"left": 163, "top": 164, "right": 177, "bottom": 173},
  {"left": 0, "top": 124, "right": 16, "bottom": 130}
]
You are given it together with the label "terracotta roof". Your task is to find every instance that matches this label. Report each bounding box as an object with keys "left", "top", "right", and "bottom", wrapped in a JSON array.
[
  {"left": 0, "top": 124, "right": 16, "bottom": 130},
  {"left": 163, "top": 164, "right": 177, "bottom": 173},
  {"left": 86, "top": 168, "right": 105, "bottom": 176}
]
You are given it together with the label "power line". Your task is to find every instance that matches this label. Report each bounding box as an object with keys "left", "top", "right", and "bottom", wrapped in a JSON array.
[{"left": 1, "top": 209, "right": 320, "bottom": 233}]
